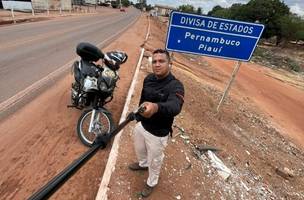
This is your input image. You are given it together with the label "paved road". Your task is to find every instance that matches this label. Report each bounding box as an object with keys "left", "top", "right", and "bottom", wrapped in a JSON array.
[{"left": 0, "top": 8, "right": 140, "bottom": 104}]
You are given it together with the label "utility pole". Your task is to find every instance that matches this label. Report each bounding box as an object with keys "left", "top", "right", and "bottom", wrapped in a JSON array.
[
  {"left": 59, "top": 0, "right": 62, "bottom": 15},
  {"left": 11, "top": 6, "right": 16, "bottom": 24},
  {"left": 46, "top": 0, "right": 49, "bottom": 15}
]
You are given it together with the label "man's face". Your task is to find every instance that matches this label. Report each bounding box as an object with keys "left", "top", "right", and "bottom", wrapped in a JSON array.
[{"left": 152, "top": 53, "right": 170, "bottom": 79}]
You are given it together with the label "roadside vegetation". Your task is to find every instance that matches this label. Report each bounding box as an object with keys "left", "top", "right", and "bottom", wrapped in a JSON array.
[
  {"left": 207, "top": 0, "right": 304, "bottom": 46},
  {"left": 207, "top": 0, "right": 304, "bottom": 73},
  {"left": 171, "top": 0, "right": 304, "bottom": 73},
  {"left": 252, "top": 46, "right": 303, "bottom": 72},
  {"left": 176, "top": 0, "right": 304, "bottom": 46}
]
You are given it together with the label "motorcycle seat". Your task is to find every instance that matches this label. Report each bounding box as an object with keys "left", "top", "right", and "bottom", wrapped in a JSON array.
[{"left": 76, "top": 42, "right": 104, "bottom": 62}]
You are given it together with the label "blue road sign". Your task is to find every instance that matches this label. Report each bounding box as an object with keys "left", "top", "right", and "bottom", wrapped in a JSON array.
[{"left": 166, "top": 11, "right": 265, "bottom": 61}]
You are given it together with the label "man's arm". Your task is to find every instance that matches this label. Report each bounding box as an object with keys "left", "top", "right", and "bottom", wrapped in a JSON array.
[
  {"left": 139, "top": 102, "right": 159, "bottom": 118},
  {"left": 139, "top": 79, "right": 184, "bottom": 119},
  {"left": 138, "top": 76, "right": 148, "bottom": 106},
  {"left": 156, "top": 81, "right": 184, "bottom": 117}
]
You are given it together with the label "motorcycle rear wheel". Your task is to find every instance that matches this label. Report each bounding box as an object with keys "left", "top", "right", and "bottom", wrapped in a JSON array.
[{"left": 77, "top": 109, "right": 114, "bottom": 147}]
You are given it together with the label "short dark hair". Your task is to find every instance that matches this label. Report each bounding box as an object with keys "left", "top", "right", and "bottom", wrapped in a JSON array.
[{"left": 153, "top": 49, "right": 170, "bottom": 62}]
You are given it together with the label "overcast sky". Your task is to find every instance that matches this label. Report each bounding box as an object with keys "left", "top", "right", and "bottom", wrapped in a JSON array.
[{"left": 139, "top": 0, "right": 304, "bottom": 16}]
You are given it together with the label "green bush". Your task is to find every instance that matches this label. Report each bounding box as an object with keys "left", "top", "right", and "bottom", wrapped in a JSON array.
[
  {"left": 287, "top": 58, "right": 301, "bottom": 72},
  {"left": 252, "top": 47, "right": 302, "bottom": 72}
]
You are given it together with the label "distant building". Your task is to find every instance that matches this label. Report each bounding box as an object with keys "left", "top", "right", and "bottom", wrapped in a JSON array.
[
  {"left": 97, "top": 0, "right": 106, "bottom": 5},
  {"left": 138, "top": 0, "right": 146, "bottom": 5},
  {"left": 149, "top": 9, "right": 157, "bottom": 17},
  {"left": 31, "top": 0, "right": 71, "bottom": 10},
  {"left": 82, "top": 0, "right": 97, "bottom": 5},
  {"left": 154, "top": 4, "right": 176, "bottom": 16},
  {"left": 2, "top": 0, "right": 32, "bottom": 11}
]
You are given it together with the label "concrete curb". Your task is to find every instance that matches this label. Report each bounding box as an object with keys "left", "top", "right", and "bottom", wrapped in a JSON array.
[{"left": 95, "top": 16, "right": 151, "bottom": 200}]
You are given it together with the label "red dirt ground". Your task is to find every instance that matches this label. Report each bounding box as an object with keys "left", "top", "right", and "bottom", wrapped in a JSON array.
[
  {"left": 0, "top": 11, "right": 147, "bottom": 200},
  {"left": 0, "top": 14, "right": 304, "bottom": 200},
  {"left": 107, "top": 17, "right": 304, "bottom": 200}
]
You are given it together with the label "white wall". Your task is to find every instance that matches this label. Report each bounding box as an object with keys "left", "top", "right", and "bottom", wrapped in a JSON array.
[{"left": 2, "top": 1, "right": 33, "bottom": 11}]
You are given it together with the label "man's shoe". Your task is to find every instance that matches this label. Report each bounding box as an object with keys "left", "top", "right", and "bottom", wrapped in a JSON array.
[
  {"left": 128, "top": 162, "right": 148, "bottom": 171},
  {"left": 141, "top": 184, "right": 154, "bottom": 198}
]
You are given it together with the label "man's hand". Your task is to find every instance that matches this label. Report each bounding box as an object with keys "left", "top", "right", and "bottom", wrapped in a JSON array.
[{"left": 140, "top": 102, "right": 158, "bottom": 118}]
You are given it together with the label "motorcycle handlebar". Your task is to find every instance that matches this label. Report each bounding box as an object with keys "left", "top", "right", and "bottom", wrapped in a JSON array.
[{"left": 103, "top": 54, "right": 116, "bottom": 66}]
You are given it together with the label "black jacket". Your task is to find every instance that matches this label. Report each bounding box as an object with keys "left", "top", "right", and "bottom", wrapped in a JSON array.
[{"left": 138, "top": 73, "right": 184, "bottom": 137}]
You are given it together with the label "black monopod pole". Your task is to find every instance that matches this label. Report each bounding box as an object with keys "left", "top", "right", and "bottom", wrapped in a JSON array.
[{"left": 28, "top": 111, "right": 140, "bottom": 200}]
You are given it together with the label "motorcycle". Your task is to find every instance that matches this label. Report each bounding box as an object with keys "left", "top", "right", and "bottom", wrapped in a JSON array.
[{"left": 68, "top": 42, "right": 128, "bottom": 147}]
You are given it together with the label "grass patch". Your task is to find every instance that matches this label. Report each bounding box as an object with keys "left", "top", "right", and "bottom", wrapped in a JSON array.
[{"left": 252, "top": 46, "right": 302, "bottom": 72}]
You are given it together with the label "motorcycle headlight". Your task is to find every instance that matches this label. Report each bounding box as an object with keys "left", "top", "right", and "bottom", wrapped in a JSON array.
[
  {"left": 83, "top": 76, "right": 98, "bottom": 91},
  {"left": 98, "top": 81, "right": 108, "bottom": 92}
]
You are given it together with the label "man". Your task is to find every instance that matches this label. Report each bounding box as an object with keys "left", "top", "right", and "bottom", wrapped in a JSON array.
[{"left": 129, "top": 49, "right": 185, "bottom": 198}]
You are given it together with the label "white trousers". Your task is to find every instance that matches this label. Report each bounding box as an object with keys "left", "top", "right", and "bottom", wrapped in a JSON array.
[{"left": 133, "top": 122, "right": 168, "bottom": 187}]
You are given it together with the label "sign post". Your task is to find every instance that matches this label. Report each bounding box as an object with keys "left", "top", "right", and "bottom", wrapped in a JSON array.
[
  {"left": 165, "top": 11, "right": 264, "bottom": 112},
  {"left": 216, "top": 61, "right": 241, "bottom": 112}
]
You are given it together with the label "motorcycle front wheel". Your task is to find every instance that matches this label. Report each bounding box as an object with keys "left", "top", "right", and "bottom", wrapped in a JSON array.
[{"left": 77, "top": 109, "right": 114, "bottom": 147}]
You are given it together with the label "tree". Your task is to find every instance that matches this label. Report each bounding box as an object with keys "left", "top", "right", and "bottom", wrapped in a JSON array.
[
  {"left": 245, "top": 0, "right": 289, "bottom": 22},
  {"left": 197, "top": 7, "right": 202, "bottom": 15},
  {"left": 294, "top": 17, "right": 304, "bottom": 42},
  {"left": 178, "top": 4, "right": 195, "bottom": 14},
  {"left": 208, "top": 5, "right": 222, "bottom": 16},
  {"left": 208, "top": 0, "right": 293, "bottom": 45},
  {"left": 228, "top": 3, "right": 248, "bottom": 21},
  {"left": 207, "top": 5, "right": 230, "bottom": 18},
  {"left": 279, "top": 14, "right": 304, "bottom": 42},
  {"left": 295, "top": 31, "right": 304, "bottom": 41},
  {"left": 145, "top": 4, "right": 153, "bottom": 11},
  {"left": 121, "top": 0, "right": 130, "bottom": 7},
  {"left": 245, "top": 0, "right": 290, "bottom": 44},
  {"left": 134, "top": 0, "right": 148, "bottom": 10},
  {"left": 111, "top": 1, "right": 119, "bottom": 8}
]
